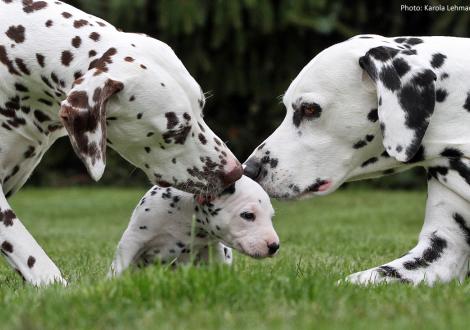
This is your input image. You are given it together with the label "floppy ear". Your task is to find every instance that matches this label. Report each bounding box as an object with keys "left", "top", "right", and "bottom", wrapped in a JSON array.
[
  {"left": 359, "top": 46, "right": 437, "bottom": 162},
  {"left": 59, "top": 69, "right": 123, "bottom": 181}
]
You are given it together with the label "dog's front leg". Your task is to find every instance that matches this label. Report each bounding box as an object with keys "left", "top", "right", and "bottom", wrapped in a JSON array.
[
  {"left": 0, "top": 187, "right": 66, "bottom": 286},
  {"left": 193, "top": 243, "right": 233, "bottom": 265},
  {"left": 345, "top": 177, "right": 470, "bottom": 286}
]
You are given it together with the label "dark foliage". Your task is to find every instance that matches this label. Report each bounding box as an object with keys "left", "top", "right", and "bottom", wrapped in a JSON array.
[{"left": 29, "top": 0, "right": 470, "bottom": 189}]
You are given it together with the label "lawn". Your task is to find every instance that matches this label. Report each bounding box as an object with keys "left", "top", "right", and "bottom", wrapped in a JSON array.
[{"left": 1, "top": 187, "right": 469, "bottom": 330}]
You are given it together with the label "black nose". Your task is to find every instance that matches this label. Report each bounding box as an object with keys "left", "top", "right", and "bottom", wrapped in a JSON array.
[
  {"left": 267, "top": 242, "right": 280, "bottom": 255},
  {"left": 243, "top": 157, "right": 261, "bottom": 180}
]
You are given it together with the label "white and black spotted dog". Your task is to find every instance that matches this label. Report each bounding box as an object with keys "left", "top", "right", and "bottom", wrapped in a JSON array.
[
  {"left": 245, "top": 35, "right": 470, "bottom": 286},
  {"left": 109, "top": 176, "right": 279, "bottom": 276},
  {"left": 0, "top": 0, "right": 243, "bottom": 285}
]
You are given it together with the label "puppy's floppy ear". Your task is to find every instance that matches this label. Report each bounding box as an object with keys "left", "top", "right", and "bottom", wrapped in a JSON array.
[
  {"left": 59, "top": 69, "right": 123, "bottom": 181},
  {"left": 359, "top": 46, "right": 436, "bottom": 162}
]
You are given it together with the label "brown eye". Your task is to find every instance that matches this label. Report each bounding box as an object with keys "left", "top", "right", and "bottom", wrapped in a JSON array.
[{"left": 301, "top": 102, "right": 322, "bottom": 118}]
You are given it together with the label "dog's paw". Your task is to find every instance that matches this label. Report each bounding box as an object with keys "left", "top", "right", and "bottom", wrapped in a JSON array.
[
  {"left": 342, "top": 265, "right": 411, "bottom": 286},
  {"left": 343, "top": 268, "right": 389, "bottom": 285}
]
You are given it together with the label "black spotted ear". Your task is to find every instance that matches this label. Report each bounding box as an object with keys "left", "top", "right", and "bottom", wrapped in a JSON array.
[
  {"left": 59, "top": 69, "right": 123, "bottom": 181},
  {"left": 359, "top": 46, "right": 436, "bottom": 162}
]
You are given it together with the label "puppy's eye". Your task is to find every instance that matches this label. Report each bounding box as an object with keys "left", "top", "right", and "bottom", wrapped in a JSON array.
[
  {"left": 301, "top": 102, "right": 322, "bottom": 118},
  {"left": 240, "top": 212, "right": 256, "bottom": 221}
]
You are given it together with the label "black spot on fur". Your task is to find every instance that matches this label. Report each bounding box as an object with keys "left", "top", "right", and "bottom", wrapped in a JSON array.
[
  {"left": 353, "top": 140, "right": 367, "bottom": 149},
  {"left": 392, "top": 58, "right": 410, "bottom": 77},
  {"left": 430, "top": 53, "right": 446, "bottom": 69},
  {"left": 453, "top": 213, "right": 470, "bottom": 247},
  {"left": 27, "top": 256, "right": 36, "bottom": 268},
  {"left": 403, "top": 233, "right": 447, "bottom": 270},
  {"left": 1, "top": 241, "right": 13, "bottom": 253},
  {"left": 367, "top": 109, "right": 378, "bottom": 122},
  {"left": 427, "top": 166, "right": 448, "bottom": 180},
  {"left": 463, "top": 92, "right": 470, "bottom": 112},
  {"left": 435, "top": 89, "right": 448, "bottom": 103},
  {"left": 377, "top": 265, "right": 409, "bottom": 283},
  {"left": 379, "top": 65, "right": 401, "bottom": 91},
  {"left": 361, "top": 157, "right": 378, "bottom": 167}
]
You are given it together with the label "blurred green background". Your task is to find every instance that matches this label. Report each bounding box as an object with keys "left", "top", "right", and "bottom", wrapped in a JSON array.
[{"left": 28, "top": 0, "right": 470, "bottom": 189}]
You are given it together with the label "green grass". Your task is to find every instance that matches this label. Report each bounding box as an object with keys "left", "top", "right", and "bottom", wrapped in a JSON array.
[{"left": 1, "top": 187, "right": 469, "bottom": 330}]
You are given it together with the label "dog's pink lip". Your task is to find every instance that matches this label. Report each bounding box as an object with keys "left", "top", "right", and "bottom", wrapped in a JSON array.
[{"left": 317, "top": 180, "right": 332, "bottom": 192}]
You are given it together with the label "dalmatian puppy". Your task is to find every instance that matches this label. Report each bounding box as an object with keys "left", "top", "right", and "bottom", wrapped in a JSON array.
[
  {"left": 109, "top": 176, "right": 279, "bottom": 276},
  {"left": 245, "top": 35, "right": 470, "bottom": 286},
  {"left": 0, "top": 0, "right": 242, "bottom": 285}
]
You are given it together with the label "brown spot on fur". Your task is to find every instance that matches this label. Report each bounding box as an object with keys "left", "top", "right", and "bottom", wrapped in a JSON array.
[
  {"left": 23, "top": 0, "right": 48, "bottom": 13},
  {"left": 0, "top": 45, "right": 20, "bottom": 75},
  {"left": 88, "top": 47, "right": 117, "bottom": 72},
  {"left": 36, "top": 53, "right": 45, "bottom": 67},
  {"left": 61, "top": 11, "right": 72, "bottom": 18},
  {"left": 34, "top": 110, "right": 51, "bottom": 122},
  {"left": 124, "top": 56, "right": 134, "bottom": 62},
  {"left": 61, "top": 50, "right": 73, "bottom": 66},
  {"left": 198, "top": 133, "right": 207, "bottom": 145},
  {"left": 5, "top": 25, "right": 25, "bottom": 43},
  {"left": 45, "top": 19, "right": 53, "bottom": 27},
  {"left": 15, "top": 58, "right": 30, "bottom": 75},
  {"left": 165, "top": 112, "right": 179, "bottom": 129},
  {"left": 67, "top": 91, "right": 89, "bottom": 108},
  {"left": 89, "top": 50, "right": 97, "bottom": 57},
  {"left": 89, "top": 32, "right": 100, "bottom": 41},
  {"left": 73, "top": 19, "right": 89, "bottom": 28},
  {"left": 71, "top": 36, "right": 81, "bottom": 48},
  {"left": 0, "top": 209, "right": 16, "bottom": 226},
  {"left": 140, "top": 64, "right": 147, "bottom": 69}
]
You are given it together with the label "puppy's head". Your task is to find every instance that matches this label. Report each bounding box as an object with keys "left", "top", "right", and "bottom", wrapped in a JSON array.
[{"left": 197, "top": 176, "right": 279, "bottom": 259}]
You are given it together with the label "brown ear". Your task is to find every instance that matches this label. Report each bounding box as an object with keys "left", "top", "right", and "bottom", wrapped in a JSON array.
[{"left": 59, "top": 69, "right": 123, "bottom": 181}]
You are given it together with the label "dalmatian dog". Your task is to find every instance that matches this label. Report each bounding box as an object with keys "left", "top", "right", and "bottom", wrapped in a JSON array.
[
  {"left": 0, "top": 0, "right": 243, "bottom": 285},
  {"left": 108, "top": 175, "right": 279, "bottom": 276},
  {"left": 245, "top": 35, "right": 470, "bottom": 286}
]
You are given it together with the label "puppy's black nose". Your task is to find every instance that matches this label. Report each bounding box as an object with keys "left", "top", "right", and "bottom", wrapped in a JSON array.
[
  {"left": 243, "top": 157, "right": 262, "bottom": 181},
  {"left": 267, "top": 242, "right": 280, "bottom": 255}
]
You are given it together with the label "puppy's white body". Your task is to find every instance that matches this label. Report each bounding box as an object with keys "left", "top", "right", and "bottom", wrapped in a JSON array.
[{"left": 110, "top": 176, "right": 279, "bottom": 276}]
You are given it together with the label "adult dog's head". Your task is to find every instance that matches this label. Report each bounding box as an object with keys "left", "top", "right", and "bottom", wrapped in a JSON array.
[
  {"left": 244, "top": 35, "right": 438, "bottom": 199},
  {"left": 59, "top": 34, "right": 242, "bottom": 195}
]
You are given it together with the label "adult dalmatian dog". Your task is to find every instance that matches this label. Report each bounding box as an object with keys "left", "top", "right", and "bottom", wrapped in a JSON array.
[
  {"left": 0, "top": 0, "right": 242, "bottom": 285},
  {"left": 109, "top": 176, "right": 279, "bottom": 277},
  {"left": 245, "top": 35, "right": 470, "bottom": 286}
]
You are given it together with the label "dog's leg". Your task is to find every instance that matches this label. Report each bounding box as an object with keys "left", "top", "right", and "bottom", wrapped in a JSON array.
[
  {"left": 345, "top": 177, "right": 470, "bottom": 286},
  {"left": 108, "top": 229, "right": 147, "bottom": 277},
  {"left": 0, "top": 188, "right": 66, "bottom": 286},
  {"left": 194, "top": 243, "right": 233, "bottom": 265}
]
